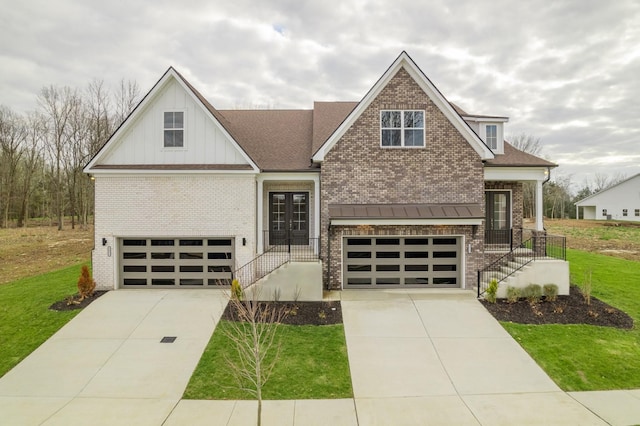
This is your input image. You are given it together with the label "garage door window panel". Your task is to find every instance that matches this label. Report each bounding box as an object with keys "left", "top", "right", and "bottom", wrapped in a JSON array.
[
  {"left": 120, "top": 237, "right": 234, "bottom": 287},
  {"left": 343, "top": 236, "right": 460, "bottom": 288}
]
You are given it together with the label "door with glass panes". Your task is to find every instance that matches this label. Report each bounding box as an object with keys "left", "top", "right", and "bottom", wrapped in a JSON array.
[{"left": 269, "top": 192, "right": 309, "bottom": 245}]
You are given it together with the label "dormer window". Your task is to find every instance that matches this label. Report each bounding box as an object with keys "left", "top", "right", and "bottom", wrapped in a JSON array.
[
  {"left": 478, "top": 122, "right": 504, "bottom": 154},
  {"left": 164, "top": 111, "right": 184, "bottom": 148},
  {"left": 381, "top": 110, "right": 424, "bottom": 147},
  {"left": 486, "top": 125, "right": 497, "bottom": 149}
]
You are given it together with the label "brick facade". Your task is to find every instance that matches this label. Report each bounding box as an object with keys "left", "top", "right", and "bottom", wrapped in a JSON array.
[
  {"left": 92, "top": 174, "right": 256, "bottom": 289},
  {"left": 320, "top": 68, "right": 485, "bottom": 290}
]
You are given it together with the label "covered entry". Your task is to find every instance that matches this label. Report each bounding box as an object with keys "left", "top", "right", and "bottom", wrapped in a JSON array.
[
  {"left": 343, "top": 236, "right": 461, "bottom": 288},
  {"left": 119, "top": 237, "right": 234, "bottom": 287}
]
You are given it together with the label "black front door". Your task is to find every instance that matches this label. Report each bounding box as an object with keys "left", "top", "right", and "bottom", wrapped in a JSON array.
[
  {"left": 485, "top": 191, "right": 511, "bottom": 245},
  {"left": 269, "top": 192, "right": 309, "bottom": 245}
]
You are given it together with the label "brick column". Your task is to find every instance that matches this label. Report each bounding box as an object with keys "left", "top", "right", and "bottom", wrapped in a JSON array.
[{"left": 531, "top": 229, "right": 547, "bottom": 258}]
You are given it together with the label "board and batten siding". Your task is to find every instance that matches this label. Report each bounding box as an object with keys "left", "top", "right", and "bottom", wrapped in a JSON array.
[
  {"left": 91, "top": 174, "right": 257, "bottom": 289},
  {"left": 101, "top": 78, "right": 248, "bottom": 166}
]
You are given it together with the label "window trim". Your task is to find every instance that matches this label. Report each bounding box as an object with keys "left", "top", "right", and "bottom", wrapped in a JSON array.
[
  {"left": 635, "top": 209, "right": 639, "bottom": 217},
  {"left": 380, "top": 110, "right": 425, "bottom": 148},
  {"left": 163, "top": 110, "right": 186, "bottom": 149},
  {"left": 485, "top": 124, "right": 498, "bottom": 150},
  {"left": 623, "top": 209, "right": 628, "bottom": 217}
]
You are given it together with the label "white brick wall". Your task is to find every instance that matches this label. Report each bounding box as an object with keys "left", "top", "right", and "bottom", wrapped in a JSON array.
[{"left": 93, "top": 174, "right": 257, "bottom": 289}]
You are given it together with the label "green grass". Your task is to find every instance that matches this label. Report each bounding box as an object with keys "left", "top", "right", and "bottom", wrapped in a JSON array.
[
  {"left": 0, "top": 263, "right": 86, "bottom": 377},
  {"left": 501, "top": 249, "right": 640, "bottom": 391},
  {"left": 184, "top": 321, "right": 353, "bottom": 400}
]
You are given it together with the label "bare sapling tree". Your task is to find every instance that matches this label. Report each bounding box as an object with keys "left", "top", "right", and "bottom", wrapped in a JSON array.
[
  {"left": 0, "top": 106, "right": 27, "bottom": 227},
  {"left": 223, "top": 280, "right": 287, "bottom": 426},
  {"left": 16, "top": 112, "right": 46, "bottom": 227},
  {"left": 39, "top": 86, "right": 76, "bottom": 230}
]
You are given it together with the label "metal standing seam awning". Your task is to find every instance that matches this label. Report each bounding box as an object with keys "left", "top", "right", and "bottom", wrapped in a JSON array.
[{"left": 328, "top": 203, "right": 484, "bottom": 226}]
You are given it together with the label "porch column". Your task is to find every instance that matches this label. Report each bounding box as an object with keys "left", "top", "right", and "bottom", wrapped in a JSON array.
[
  {"left": 535, "top": 179, "right": 544, "bottom": 231},
  {"left": 257, "top": 176, "right": 264, "bottom": 253}
]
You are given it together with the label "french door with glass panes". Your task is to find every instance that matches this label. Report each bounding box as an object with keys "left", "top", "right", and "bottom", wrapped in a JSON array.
[{"left": 269, "top": 192, "right": 309, "bottom": 245}]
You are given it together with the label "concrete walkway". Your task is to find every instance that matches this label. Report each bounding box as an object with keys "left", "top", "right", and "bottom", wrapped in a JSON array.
[
  {"left": 0, "top": 290, "right": 228, "bottom": 425},
  {"left": 339, "top": 290, "right": 610, "bottom": 425},
  {"left": 1, "top": 288, "right": 639, "bottom": 425}
]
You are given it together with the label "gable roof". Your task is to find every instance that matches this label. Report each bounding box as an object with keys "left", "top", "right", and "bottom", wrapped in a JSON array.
[
  {"left": 575, "top": 173, "right": 640, "bottom": 205},
  {"left": 83, "top": 67, "right": 259, "bottom": 173},
  {"left": 312, "top": 51, "right": 495, "bottom": 163}
]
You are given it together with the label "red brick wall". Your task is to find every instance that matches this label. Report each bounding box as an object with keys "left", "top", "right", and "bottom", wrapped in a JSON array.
[{"left": 320, "top": 67, "right": 485, "bottom": 289}]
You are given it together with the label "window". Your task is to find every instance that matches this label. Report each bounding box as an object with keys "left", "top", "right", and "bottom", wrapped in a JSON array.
[
  {"left": 602, "top": 209, "right": 607, "bottom": 216},
  {"left": 635, "top": 209, "right": 639, "bottom": 217},
  {"left": 623, "top": 209, "right": 628, "bottom": 216},
  {"left": 486, "top": 124, "right": 497, "bottom": 149},
  {"left": 381, "top": 110, "right": 424, "bottom": 147},
  {"left": 164, "top": 111, "right": 184, "bottom": 147}
]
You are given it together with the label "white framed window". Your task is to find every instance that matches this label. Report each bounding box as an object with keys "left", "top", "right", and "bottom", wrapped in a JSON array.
[
  {"left": 602, "top": 209, "right": 607, "bottom": 216},
  {"left": 486, "top": 124, "right": 498, "bottom": 149},
  {"left": 164, "top": 111, "right": 184, "bottom": 148},
  {"left": 623, "top": 209, "right": 628, "bottom": 216},
  {"left": 635, "top": 209, "right": 639, "bottom": 217},
  {"left": 380, "top": 110, "right": 424, "bottom": 147}
]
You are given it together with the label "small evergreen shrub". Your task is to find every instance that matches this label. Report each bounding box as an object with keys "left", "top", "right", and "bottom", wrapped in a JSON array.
[
  {"left": 485, "top": 279, "right": 498, "bottom": 303},
  {"left": 77, "top": 265, "right": 96, "bottom": 301},
  {"left": 543, "top": 284, "right": 559, "bottom": 302},
  {"left": 506, "top": 286, "right": 520, "bottom": 304},
  {"left": 522, "top": 284, "right": 542, "bottom": 304}
]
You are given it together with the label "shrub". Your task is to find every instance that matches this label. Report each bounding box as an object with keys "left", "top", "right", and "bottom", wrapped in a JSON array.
[
  {"left": 522, "top": 284, "right": 542, "bottom": 304},
  {"left": 231, "top": 279, "right": 243, "bottom": 301},
  {"left": 506, "top": 286, "right": 520, "bottom": 304},
  {"left": 77, "top": 265, "right": 96, "bottom": 301},
  {"left": 543, "top": 284, "right": 559, "bottom": 302},
  {"left": 485, "top": 279, "right": 498, "bottom": 303}
]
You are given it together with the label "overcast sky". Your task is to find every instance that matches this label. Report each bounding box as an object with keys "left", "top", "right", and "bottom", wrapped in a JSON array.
[{"left": 1, "top": 0, "right": 638, "bottom": 190}]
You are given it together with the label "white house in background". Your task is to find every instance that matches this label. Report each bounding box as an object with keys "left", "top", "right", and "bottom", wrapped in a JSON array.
[{"left": 576, "top": 173, "right": 640, "bottom": 221}]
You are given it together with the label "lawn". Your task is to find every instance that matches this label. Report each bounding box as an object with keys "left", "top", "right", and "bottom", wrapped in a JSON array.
[
  {"left": 0, "top": 263, "right": 87, "bottom": 377},
  {"left": 502, "top": 249, "right": 640, "bottom": 391},
  {"left": 184, "top": 321, "right": 353, "bottom": 400}
]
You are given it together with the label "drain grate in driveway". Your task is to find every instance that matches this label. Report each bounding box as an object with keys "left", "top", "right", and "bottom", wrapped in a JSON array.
[{"left": 160, "top": 336, "right": 177, "bottom": 343}]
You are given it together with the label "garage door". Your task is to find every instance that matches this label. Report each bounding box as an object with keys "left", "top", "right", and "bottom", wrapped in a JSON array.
[
  {"left": 343, "top": 236, "right": 461, "bottom": 288},
  {"left": 119, "top": 238, "right": 234, "bottom": 288}
]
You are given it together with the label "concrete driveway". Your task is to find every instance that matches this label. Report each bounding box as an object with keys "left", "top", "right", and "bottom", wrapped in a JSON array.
[
  {"left": 340, "top": 290, "right": 608, "bottom": 425},
  {"left": 0, "top": 290, "right": 228, "bottom": 425}
]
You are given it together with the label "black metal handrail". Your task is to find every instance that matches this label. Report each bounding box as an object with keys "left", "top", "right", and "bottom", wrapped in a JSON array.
[
  {"left": 228, "top": 234, "right": 319, "bottom": 288},
  {"left": 478, "top": 233, "right": 566, "bottom": 297}
]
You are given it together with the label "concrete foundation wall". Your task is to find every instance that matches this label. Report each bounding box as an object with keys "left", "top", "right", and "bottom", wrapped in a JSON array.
[{"left": 496, "top": 259, "right": 570, "bottom": 298}]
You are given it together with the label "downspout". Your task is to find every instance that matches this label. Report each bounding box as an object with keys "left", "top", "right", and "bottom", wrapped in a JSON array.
[{"left": 326, "top": 223, "right": 332, "bottom": 291}]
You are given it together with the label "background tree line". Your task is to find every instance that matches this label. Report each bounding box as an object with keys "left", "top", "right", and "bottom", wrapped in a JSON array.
[
  {"left": 0, "top": 80, "right": 139, "bottom": 229},
  {"left": 510, "top": 134, "right": 627, "bottom": 220}
]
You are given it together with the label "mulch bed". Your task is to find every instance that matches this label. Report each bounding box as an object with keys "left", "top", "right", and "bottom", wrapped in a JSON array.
[
  {"left": 222, "top": 300, "right": 343, "bottom": 325},
  {"left": 481, "top": 285, "right": 634, "bottom": 329},
  {"left": 50, "top": 290, "right": 108, "bottom": 311}
]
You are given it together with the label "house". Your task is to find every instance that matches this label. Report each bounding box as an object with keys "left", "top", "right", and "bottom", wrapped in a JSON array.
[
  {"left": 575, "top": 173, "right": 640, "bottom": 221},
  {"left": 83, "top": 51, "right": 567, "bottom": 298}
]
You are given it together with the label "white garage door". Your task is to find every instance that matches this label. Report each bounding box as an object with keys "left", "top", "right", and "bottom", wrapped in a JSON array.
[
  {"left": 119, "top": 238, "right": 234, "bottom": 288},
  {"left": 343, "top": 236, "right": 461, "bottom": 288}
]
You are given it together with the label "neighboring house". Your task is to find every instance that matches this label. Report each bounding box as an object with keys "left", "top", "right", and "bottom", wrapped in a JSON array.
[
  {"left": 576, "top": 173, "right": 640, "bottom": 221},
  {"left": 84, "top": 51, "right": 565, "bottom": 296}
]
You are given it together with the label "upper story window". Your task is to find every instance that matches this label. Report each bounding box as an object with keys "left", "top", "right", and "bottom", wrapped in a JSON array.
[
  {"left": 380, "top": 110, "right": 424, "bottom": 147},
  {"left": 164, "top": 111, "right": 184, "bottom": 148},
  {"left": 486, "top": 124, "right": 498, "bottom": 149}
]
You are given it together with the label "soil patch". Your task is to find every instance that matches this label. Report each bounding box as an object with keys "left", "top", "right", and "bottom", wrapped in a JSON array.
[
  {"left": 481, "top": 286, "right": 633, "bottom": 329},
  {"left": 222, "top": 301, "right": 342, "bottom": 325},
  {"left": 50, "top": 290, "right": 108, "bottom": 311}
]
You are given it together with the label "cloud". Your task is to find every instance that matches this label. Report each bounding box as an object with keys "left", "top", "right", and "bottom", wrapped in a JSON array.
[{"left": 0, "top": 0, "right": 638, "bottom": 187}]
